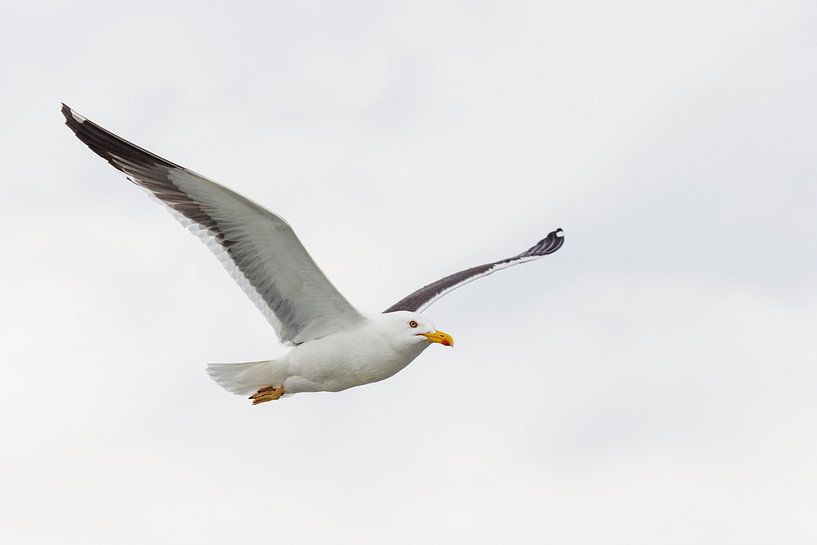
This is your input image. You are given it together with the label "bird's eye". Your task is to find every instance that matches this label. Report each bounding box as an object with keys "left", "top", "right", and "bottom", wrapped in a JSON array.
[{"left": 409, "top": 320, "right": 418, "bottom": 328}]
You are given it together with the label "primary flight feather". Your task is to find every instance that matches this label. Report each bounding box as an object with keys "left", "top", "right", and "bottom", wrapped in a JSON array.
[{"left": 62, "top": 104, "right": 564, "bottom": 404}]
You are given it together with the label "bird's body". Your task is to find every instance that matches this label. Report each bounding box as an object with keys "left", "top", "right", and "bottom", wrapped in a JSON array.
[
  {"left": 209, "top": 311, "right": 436, "bottom": 399},
  {"left": 62, "top": 103, "right": 564, "bottom": 404}
]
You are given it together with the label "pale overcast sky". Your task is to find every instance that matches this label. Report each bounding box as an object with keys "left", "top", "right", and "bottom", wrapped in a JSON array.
[{"left": 2, "top": 1, "right": 816, "bottom": 543}]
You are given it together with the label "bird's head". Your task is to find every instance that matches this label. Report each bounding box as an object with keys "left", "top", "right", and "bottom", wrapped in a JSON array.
[{"left": 379, "top": 311, "right": 454, "bottom": 348}]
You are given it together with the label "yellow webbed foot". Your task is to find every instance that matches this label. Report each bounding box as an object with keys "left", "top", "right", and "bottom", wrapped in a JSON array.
[{"left": 250, "top": 385, "right": 285, "bottom": 405}]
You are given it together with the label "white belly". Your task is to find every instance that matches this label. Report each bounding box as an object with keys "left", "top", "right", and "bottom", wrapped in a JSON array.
[{"left": 281, "top": 325, "right": 429, "bottom": 393}]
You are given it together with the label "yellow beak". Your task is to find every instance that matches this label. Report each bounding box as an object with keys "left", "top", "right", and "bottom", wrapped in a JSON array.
[{"left": 420, "top": 330, "right": 454, "bottom": 347}]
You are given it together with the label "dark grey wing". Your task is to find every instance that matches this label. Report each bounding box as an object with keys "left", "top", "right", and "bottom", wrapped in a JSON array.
[
  {"left": 384, "top": 228, "right": 564, "bottom": 313},
  {"left": 62, "top": 104, "right": 365, "bottom": 345}
]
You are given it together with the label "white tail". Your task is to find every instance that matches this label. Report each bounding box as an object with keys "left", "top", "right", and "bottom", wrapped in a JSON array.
[{"left": 206, "top": 359, "right": 287, "bottom": 396}]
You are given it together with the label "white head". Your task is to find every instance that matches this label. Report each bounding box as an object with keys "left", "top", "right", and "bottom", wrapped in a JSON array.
[{"left": 376, "top": 311, "right": 454, "bottom": 349}]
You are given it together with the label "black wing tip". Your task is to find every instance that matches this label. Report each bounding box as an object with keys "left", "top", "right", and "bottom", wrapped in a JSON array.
[
  {"left": 539, "top": 228, "right": 564, "bottom": 243},
  {"left": 539, "top": 227, "right": 565, "bottom": 245},
  {"left": 546, "top": 227, "right": 565, "bottom": 253},
  {"left": 520, "top": 227, "right": 565, "bottom": 258},
  {"left": 60, "top": 103, "right": 129, "bottom": 168},
  {"left": 60, "top": 103, "right": 102, "bottom": 146},
  {"left": 60, "top": 103, "right": 179, "bottom": 172},
  {"left": 61, "top": 103, "right": 85, "bottom": 132}
]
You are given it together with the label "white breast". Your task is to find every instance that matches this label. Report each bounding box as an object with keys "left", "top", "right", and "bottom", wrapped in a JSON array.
[{"left": 282, "top": 319, "right": 429, "bottom": 393}]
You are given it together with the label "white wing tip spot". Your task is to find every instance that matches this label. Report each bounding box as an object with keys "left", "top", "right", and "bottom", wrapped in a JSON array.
[{"left": 70, "top": 109, "right": 86, "bottom": 123}]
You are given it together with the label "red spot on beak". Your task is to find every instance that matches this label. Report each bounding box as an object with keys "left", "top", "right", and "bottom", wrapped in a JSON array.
[{"left": 441, "top": 339, "right": 450, "bottom": 346}]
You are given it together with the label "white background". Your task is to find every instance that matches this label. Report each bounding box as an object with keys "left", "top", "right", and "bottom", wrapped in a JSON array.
[{"left": 2, "top": 1, "right": 816, "bottom": 543}]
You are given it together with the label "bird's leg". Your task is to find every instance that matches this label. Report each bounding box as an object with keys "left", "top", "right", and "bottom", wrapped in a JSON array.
[{"left": 250, "top": 385, "right": 285, "bottom": 405}]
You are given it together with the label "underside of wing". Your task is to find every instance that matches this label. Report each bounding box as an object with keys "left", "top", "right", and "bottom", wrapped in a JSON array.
[
  {"left": 384, "top": 228, "right": 564, "bottom": 314},
  {"left": 62, "top": 104, "right": 364, "bottom": 345}
]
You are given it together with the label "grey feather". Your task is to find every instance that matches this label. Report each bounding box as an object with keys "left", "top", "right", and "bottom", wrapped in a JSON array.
[{"left": 62, "top": 104, "right": 364, "bottom": 345}]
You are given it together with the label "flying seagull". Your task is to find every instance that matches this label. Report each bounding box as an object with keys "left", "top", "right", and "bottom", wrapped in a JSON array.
[{"left": 62, "top": 104, "right": 564, "bottom": 404}]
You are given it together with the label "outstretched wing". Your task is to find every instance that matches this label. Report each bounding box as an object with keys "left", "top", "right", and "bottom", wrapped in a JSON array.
[
  {"left": 384, "top": 228, "right": 564, "bottom": 313},
  {"left": 62, "top": 104, "right": 365, "bottom": 345}
]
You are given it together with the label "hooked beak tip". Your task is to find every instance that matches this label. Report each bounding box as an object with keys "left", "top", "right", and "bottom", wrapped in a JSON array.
[{"left": 421, "top": 330, "right": 454, "bottom": 347}]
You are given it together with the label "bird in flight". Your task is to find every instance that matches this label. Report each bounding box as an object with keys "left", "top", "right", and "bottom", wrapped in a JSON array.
[{"left": 62, "top": 104, "right": 564, "bottom": 405}]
